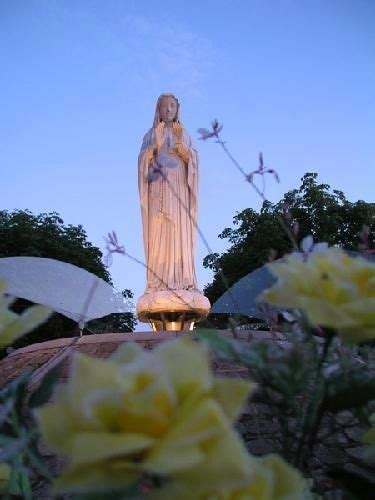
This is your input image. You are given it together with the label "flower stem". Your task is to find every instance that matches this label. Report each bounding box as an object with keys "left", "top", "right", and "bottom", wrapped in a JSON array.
[{"left": 294, "top": 331, "right": 334, "bottom": 470}]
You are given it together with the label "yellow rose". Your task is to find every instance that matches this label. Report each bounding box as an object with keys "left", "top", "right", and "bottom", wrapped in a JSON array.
[
  {"left": 36, "top": 338, "right": 256, "bottom": 494},
  {"left": 222, "top": 454, "right": 313, "bottom": 500},
  {"left": 261, "top": 246, "right": 375, "bottom": 344},
  {"left": 152, "top": 453, "right": 312, "bottom": 500},
  {"left": 0, "top": 280, "right": 51, "bottom": 348}
]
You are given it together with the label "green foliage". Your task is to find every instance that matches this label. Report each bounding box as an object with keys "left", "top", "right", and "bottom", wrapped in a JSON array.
[
  {"left": 323, "top": 347, "right": 375, "bottom": 412},
  {"left": 204, "top": 173, "right": 375, "bottom": 306},
  {"left": 0, "top": 210, "right": 110, "bottom": 282},
  {"left": 28, "top": 362, "right": 65, "bottom": 409},
  {"left": 200, "top": 327, "right": 375, "bottom": 496},
  {"left": 0, "top": 370, "right": 52, "bottom": 498},
  {"left": 0, "top": 210, "right": 135, "bottom": 349},
  {"left": 88, "top": 289, "right": 137, "bottom": 334}
]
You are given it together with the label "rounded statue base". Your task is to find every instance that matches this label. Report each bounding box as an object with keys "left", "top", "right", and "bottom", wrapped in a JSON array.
[{"left": 136, "top": 290, "right": 211, "bottom": 332}]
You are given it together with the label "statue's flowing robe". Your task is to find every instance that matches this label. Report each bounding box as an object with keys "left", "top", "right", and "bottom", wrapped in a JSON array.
[{"left": 138, "top": 127, "right": 199, "bottom": 292}]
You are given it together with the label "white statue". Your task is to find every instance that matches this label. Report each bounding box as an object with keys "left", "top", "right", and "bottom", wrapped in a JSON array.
[
  {"left": 138, "top": 93, "right": 199, "bottom": 291},
  {"left": 137, "top": 93, "right": 210, "bottom": 331}
]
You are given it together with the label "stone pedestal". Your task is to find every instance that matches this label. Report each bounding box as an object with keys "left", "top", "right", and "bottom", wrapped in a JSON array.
[{"left": 136, "top": 290, "right": 210, "bottom": 331}]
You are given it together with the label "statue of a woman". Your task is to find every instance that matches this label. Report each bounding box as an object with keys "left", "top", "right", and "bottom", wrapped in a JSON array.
[
  {"left": 138, "top": 93, "right": 199, "bottom": 291},
  {"left": 137, "top": 93, "right": 210, "bottom": 331}
]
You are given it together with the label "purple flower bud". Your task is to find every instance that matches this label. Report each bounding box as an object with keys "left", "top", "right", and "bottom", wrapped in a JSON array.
[
  {"left": 197, "top": 120, "right": 223, "bottom": 140},
  {"left": 197, "top": 128, "right": 215, "bottom": 140},
  {"left": 259, "top": 152, "right": 264, "bottom": 168}
]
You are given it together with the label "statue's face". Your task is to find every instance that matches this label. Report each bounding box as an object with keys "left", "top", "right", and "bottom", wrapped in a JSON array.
[{"left": 159, "top": 96, "right": 178, "bottom": 124}]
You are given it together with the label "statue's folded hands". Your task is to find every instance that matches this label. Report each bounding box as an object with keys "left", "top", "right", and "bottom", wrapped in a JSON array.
[{"left": 174, "top": 142, "right": 190, "bottom": 164}]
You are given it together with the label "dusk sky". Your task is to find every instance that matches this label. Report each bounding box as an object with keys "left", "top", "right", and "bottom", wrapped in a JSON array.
[{"left": 2, "top": 1, "right": 374, "bottom": 329}]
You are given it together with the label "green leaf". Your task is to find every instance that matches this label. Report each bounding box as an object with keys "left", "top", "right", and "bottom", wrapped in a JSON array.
[
  {"left": 0, "top": 435, "right": 17, "bottom": 446},
  {"left": 322, "top": 379, "right": 375, "bottom": 412},
  {"left": 195, "top": 330, "right": 240, "bottom": 359},
  {"left": 7, "top": 465, "right": 22, "bottom": 496},
  {"left": 27, "top": 446, "right": 52, "bottom": 480},
  {"left": 29, "top": 361, "right": 64, "bottom": 408},
  {"left": 0, "top": 434, "right": 30, "bottom": 461},
  {"left": 0, "top": 398, "right": 13, "bottom": 426},
  {"left": 18, "top": 469, "right": 33, "bottom": 500},
  {"left": 0, "top": 369, "right": 31, "bottom": 400}
]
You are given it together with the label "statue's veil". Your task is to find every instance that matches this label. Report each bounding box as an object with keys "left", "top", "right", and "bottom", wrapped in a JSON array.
[{"left": 153, "top": 93, "right": 181, "bottom": 128}]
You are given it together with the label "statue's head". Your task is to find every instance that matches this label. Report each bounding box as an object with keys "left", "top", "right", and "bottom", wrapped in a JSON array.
[{"left": 153, "top": 93, "right": 180, "bottom": 127}]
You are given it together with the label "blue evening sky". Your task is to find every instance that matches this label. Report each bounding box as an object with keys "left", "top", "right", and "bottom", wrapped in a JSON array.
[{"left": 1, "top": 1, "right": 374, "bottom": 327}]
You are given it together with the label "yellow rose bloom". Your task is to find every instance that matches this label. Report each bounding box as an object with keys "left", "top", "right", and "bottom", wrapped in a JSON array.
[
  {"left": 261, "top": 246, "right": 375, "bottom": 344},
  {"left": 36, "top": 338, "right": 256, "bottom": 494},
  {"left": 152, "top": 453, "right": 312, "bottom": 500},
  {"left": 217, "top": 454, "right": 313, "bottom": 500},
  {"left": 0, "top": 280, "right": 51, "bottom": 348}
]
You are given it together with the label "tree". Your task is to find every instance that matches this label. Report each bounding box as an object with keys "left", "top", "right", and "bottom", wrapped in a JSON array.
[
  {"left": 87, "top": 289, "right": 137, "bottom": 334},
  {"left": 0, "top": 210, "right": 110, "bottom": 282},
  {"left": 204, "top": 173, "right": 375, "bottom": 306},
  {"left": 0, "top": 210, "right": 135, "bottom": 349}
]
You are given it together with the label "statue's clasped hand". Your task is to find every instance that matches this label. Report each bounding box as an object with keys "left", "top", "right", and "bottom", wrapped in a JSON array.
[
  {"left": 154, "top": 122, "right": 167, "bottom": 149},
  {"left": 172, "top": 123, "right": 189, "bottom": 164},
  {"left": 148, "top": 122, "right": 166, "bottom": 166},
  {"left": 151, "top": 121, "right": 188, "bottom": 164},
  {"left": 172, "top": 122, "right": 183, "bottom": 143}
]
